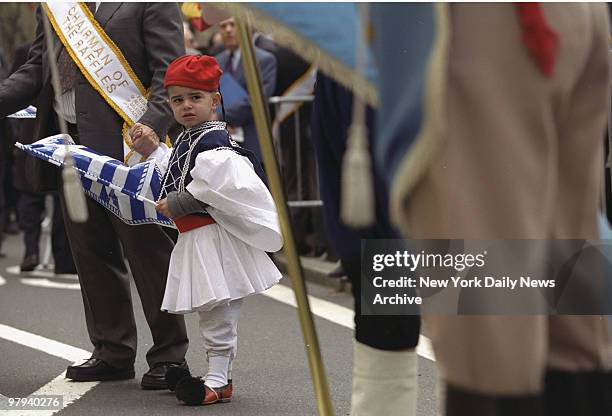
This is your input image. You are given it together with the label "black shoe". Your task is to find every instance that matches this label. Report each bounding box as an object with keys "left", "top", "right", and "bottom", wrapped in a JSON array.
[
  {"left": 54, "top": 267, "right": 77, "bottom": 275},
  {"left": 66, "top": 358, "right": 135, "bottom": 382},
  {"left": 141, "top": 360, "right": 188, "bottom": 390},
  {"left": 20, "top": 255, "right": 39, "bottom": 272}
]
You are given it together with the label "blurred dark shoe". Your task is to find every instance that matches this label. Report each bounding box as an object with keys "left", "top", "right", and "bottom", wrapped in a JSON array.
[
  {"left": 327, "top": 261, "right": 346, "bottom": 278},
  {"left": 54, "top": 267, "right": 77, "bottom": 275},
  {"left": 311, "top": 246, "right": 327, "bottom": 257},
  {"left": 297, "top": 242, "right": 313, "bottom": 256},
  {"left": 20, "top": 255, "right": 39, "bottom": 272},
  {"left": 318, "top": 251, "right": 339, "bottom": 262},
  {"left": 325, "top": 252, "right": 340, "bottom": 262}
]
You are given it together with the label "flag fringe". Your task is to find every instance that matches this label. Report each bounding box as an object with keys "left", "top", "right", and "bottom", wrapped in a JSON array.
[
  {"left": 389, "top": 3, "right": 451, "bottom": 235},
  {"left": 217, "top": 3, "right": 378, "bottom": 108}
]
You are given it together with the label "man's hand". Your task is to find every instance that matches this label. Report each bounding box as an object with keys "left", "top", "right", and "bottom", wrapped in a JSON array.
[
  {"left": 155, "top": 198, "right": 174, "bottom": 218},
  {"left": 129, "top": 123, "right": 160, "bottom": 159}
]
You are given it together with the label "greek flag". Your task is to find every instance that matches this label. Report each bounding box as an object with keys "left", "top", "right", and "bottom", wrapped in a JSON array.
[
  {"left": 8, "top": 105, "right": 37, "bottom": 119},
  {"left": 15, "top": 135, "right": 173, "bottom": 227}
]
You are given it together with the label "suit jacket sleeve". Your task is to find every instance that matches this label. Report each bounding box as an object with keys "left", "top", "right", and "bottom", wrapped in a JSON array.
[
  {"left": 0, "top": 6, "right": 45, "bottom": 118},
  {"left": 224, "top": 51, "right": 277, "bottom": 127},
  {"left": 136, "top": 2, "right": 185, "bottom": 141}
]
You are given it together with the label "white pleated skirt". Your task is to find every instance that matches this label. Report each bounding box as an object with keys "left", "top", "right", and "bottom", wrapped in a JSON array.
[{"left": 161, "top": 223, "right": 282, "bottom": 314}]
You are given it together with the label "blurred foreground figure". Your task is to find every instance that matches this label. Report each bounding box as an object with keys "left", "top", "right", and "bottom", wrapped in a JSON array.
[
  {"left": 375, "top": 3, "right": 611, "bottom": 415},
  {"left": 311, "top": 73, "right": 421, "bottom": 416}
]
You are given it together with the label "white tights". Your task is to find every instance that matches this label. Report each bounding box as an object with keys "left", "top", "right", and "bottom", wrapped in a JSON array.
[{"left": 198, "top": 299, "right": 243, "bottom": 387}]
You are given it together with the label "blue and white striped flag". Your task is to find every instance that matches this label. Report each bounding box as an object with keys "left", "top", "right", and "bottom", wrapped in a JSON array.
[
  {"left": 15, "top": 135, "right": 173, "bottom": 227},
  {"left": 8, "top": 105, "right": 37, "bottom": 119}
]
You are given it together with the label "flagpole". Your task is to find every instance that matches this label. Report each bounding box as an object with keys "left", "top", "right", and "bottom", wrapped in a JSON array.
[{"left": 235, "top": 18, "right": 334, "bottom": 416}]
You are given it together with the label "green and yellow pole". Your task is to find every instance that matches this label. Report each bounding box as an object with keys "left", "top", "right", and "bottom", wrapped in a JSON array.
[{"left": 235, "top": 18, "right": 335, "bottom": 416}]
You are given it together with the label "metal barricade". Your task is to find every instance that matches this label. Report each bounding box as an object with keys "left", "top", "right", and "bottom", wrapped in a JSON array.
[{"left": 269, "top": 95, "right": 323, "bottom": 208}]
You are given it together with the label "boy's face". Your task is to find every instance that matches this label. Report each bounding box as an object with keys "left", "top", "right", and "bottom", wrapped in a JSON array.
[{"left": 167, "top": 85, "right": 220, "bottom": 128}]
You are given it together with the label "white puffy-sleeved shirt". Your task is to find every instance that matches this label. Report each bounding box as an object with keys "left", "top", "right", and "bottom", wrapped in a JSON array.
[{"left": 151, "top": 121, "right": 283, "bottom": 313}]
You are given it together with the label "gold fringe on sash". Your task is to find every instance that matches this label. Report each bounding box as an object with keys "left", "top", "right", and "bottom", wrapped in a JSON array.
[{"left": 43, "top": 3, "right": 172, "bottom": 164}]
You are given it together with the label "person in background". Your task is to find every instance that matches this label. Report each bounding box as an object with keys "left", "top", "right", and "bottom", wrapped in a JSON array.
[
  {"left": 205, "top": 31, "right": 225, "bottom": 57},
  {"left": 183, "top": 22, "right": 201, "bottom": 55},
  {"left": 215, "top": 16, "right": 277, "bottom": 164},
  {"left": 7, "top": 42, "right": 76, "bottom": 273}
]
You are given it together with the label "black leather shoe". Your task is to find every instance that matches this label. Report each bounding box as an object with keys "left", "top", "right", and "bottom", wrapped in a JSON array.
[
  {"left": 66, "top": 358, "right": 135, "bottom": 382},
  {"left": 20, "top": 254, "right": 39, "bottom": 272},
  {"left": 141, "top": 360, "right": 188, "bottom": 390},
  {"left": 54, "top": 265, "right": 77, "bottom": 275}
]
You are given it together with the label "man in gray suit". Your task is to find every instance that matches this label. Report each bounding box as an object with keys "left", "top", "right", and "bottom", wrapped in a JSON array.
[
  {"left": 215, "top": 17, "right": 277, "bottom": 163},
  {"left": 0, "top": 3, "right": 188, "bottom": 389}
]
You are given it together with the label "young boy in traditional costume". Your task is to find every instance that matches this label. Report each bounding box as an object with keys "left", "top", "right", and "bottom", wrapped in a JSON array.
[{"left": 146, "top": 55, "right": 283, "bottom": 406}]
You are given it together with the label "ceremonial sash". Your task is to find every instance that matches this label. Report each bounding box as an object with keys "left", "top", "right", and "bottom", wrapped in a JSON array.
[{"left": 43, "top": 2, "right": 168, "bottom": 166}]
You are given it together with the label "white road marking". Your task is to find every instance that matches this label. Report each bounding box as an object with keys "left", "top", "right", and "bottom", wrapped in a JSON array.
[
  {"left": 0, "top": 324, "right": 96, "bottom": 415},
  {"left": 261, "top": 284, "right": 436, "bottom": 361},
  {"left": 0, "top": 324, "right": 89, "bottom": 362},
  {"left": 20, "top": 278, "right": 80, "bottom": 290},
  {"left": 0, "top": 275, "right": 5, "bottom": 286},
  {"left": 4, "top": 264, "right": 80, "bottom": 289},
  {"left": 6, "top": 265, "right": 23, "bottom": 275}
]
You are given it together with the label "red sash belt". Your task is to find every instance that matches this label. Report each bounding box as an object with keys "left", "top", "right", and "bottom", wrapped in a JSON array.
[{"left": 174, "top": 214, "right": 215, "bottom": 233}]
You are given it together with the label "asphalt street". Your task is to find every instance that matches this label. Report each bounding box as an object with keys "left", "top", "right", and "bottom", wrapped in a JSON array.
[{"left": 0, "top": 232, "right": 439, "bottom": 415}]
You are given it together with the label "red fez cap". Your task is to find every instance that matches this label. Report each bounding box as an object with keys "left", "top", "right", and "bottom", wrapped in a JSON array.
[{"left": 164, "top": 55, "right": 223, "bottom": 92}]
